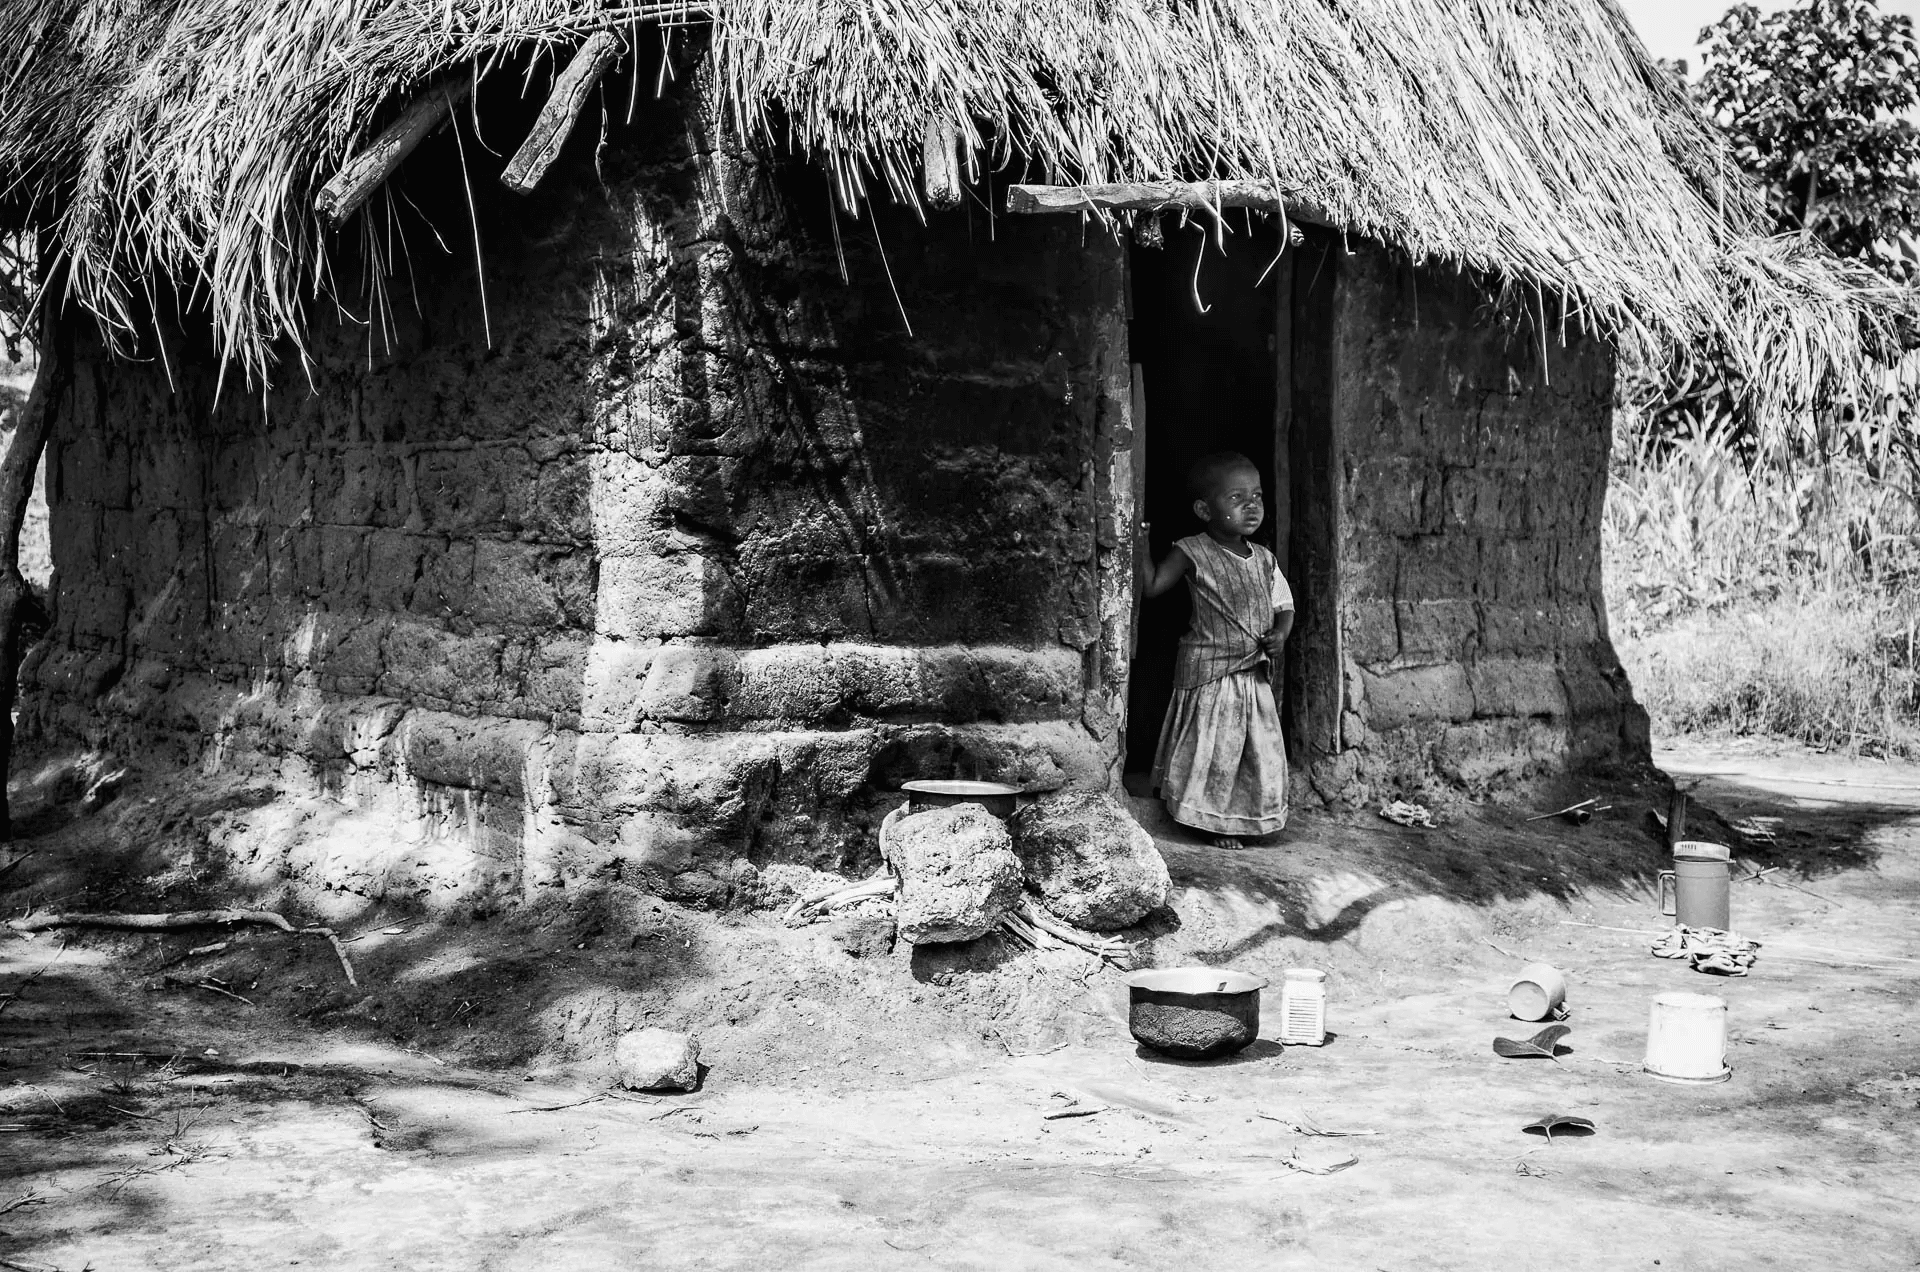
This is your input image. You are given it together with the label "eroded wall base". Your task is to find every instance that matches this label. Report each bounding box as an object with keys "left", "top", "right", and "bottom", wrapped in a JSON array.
[{"left": 21, "top": 73, "right": 1132, "bottom": 906}]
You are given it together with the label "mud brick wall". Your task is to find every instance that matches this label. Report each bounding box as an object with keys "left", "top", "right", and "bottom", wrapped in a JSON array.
[
  {"left": 22, "top": 79, "right": 1134, "bottom": 908},
  {"left": 1321, "top": 248, "right": 1648, "bottom": 799}
]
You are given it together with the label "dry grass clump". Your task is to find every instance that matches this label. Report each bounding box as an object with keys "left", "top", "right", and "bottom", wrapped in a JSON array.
[
  {"left": 1606, "top": 353, "right": 1920, "bottom": 755},
  {"left": 1621, "top": 591, "right": 1920, "bottom": 758}
]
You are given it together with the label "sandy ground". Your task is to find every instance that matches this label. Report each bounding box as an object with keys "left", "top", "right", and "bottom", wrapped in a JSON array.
[{"left": 3, "top": 742, "right": 1919, "bottom": 1270}]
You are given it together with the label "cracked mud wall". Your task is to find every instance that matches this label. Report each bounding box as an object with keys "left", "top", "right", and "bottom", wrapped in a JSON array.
[
  {"left": 20, "top": 73, "right": 1133, "bottom": 909},
  {"left": 1315, "top": 247, "right": 1649, "bottom": 802}
]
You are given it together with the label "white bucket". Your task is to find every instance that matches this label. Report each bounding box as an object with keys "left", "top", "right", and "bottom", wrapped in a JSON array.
[
  {"left": 1507, "top": 963, "right": 1568, "bottom": 1022},
  {"left": 1643, "top": 991, "right": 1731, "bottom": 1085}
]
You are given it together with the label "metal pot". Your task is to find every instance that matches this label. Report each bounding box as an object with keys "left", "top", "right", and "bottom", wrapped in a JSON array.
[
  {"left": 1125, "top": 967, "right": 1267, "bottom": 1060},
  {"left": 900, "top": 779, "right": 1023, "bottom": 820}
]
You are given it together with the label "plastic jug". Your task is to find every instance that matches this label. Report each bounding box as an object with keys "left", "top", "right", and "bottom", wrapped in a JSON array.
[{"left": 1660, "top": 842, "right": 1732, "bottom": 930}]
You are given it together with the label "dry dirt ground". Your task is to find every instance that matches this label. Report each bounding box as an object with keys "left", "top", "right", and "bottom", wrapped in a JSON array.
[{"left": 3, "top": 742, "right": 1918, "bottom": 1271}]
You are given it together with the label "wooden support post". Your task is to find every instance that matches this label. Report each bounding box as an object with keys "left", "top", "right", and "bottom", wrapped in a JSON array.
[
  {"left": 316, "top": 79, "right": 472, "bottom": 227},
  {"left": 501, "top": 31, "right": 624, "bottom": 194},
  {"left": 923, "top": 123, "right": 963, "bottom": 211},
  {"left": 1007, "top": 180, "right": 1334, "bottom": 228}
]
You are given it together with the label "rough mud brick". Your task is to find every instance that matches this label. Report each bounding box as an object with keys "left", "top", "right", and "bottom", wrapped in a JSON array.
[
  {"left": 1468, "top": 657, "right": 1568, "bottom": 719},
  {"left": 1395, "top": 599, "right": 1479, "bottom": 663},
  {"left": 1360, "top": 664, "right": 1474, "bottom": 732},
  {"left": 615, "top": 1027, "right": 701, "bottom": 1092},
  {"left": 892, "top": 804, "right": 1022, "bottom": 945},
  {"left": 1010, "top": 790, "right": 1170, "bottom": 931},
  {"left": 1345, "top": 599, "right": 1398, "bottom": 666}
]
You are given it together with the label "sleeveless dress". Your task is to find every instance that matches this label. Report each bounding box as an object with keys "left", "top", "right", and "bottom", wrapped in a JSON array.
[{"left": 1150, "top": 534, "right": 1293, "bottom": 837}]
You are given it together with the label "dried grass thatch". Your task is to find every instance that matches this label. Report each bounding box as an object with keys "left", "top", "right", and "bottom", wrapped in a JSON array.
[{"left": 0, "top": 0, "right": 1909, "bottom": 399}]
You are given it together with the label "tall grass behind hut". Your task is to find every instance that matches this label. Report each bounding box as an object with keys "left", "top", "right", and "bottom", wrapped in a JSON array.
[{"left": 0, "top": 0, "right": 1904, "bottom": 400}]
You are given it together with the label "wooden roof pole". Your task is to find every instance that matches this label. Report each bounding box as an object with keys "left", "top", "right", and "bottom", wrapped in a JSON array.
[
  {"left": 502, "top": 31, "right": 624, "bottom": 194},
  {"left": 923, "top": 124, "right": 963, "bottom": 212},
  {"left": 316, "top": 80, "right": 471, "bottom": 228},
  {"left": 1007, "top": 180, "right": 1335, "bottom": 229}
]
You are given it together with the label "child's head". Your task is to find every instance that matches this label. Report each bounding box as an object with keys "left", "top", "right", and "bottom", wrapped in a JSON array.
[{"left": 1187, "top": 452, "right": 1264, "bottom": 537}]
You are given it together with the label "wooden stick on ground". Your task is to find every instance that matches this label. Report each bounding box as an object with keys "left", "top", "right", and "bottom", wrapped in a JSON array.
[
  {"left": 317, "top": 79, "right": 471, "bottom": 226},
  {"left": 501, "top": 31, "right": 623, "bottom": 193},
  {"left": 6, "top": 910, "right": 358, "bottom": 987}
]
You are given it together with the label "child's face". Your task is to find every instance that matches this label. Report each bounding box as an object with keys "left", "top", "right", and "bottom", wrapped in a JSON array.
[{"left": 1194, "top": 465, "right": 1265, "bottom": 537}]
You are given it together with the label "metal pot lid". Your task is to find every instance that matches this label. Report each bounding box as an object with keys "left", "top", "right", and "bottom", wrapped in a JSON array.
[
  {"left": 900, "top": 779, "right": 1024, "bottom": 797},
  {"left": 1672, "top": 841, "right": 1732, "bottom": 862}
]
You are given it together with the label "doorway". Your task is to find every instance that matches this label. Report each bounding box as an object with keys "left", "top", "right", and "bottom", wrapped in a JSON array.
[{"left": 1123, "top": 222, "right": 1284, "bottom": 780}]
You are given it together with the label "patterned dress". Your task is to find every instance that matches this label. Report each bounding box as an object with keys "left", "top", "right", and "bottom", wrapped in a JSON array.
[{"left": 1150, "top": 534, "right": 1294, "bottom": 837}]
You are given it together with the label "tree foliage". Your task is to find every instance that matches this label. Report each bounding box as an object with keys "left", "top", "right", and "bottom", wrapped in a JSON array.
[
  {"left": 1698, "top": 0, "right": 1920, "bottom": 284},
  {"left": 0, "top": 234, "right": 31, "bottom": 364}
]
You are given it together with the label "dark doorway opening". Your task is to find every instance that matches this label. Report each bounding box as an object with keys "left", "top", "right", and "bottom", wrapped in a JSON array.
[{"left": 1123, "top": 223, "right": 1284, "bottom": 778}]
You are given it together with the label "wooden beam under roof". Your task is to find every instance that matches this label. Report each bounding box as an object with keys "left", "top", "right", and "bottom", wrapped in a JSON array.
[
  {"left": 316, "top": 80, "right": 471, "bottom": 228},
  {"left": 502, "top": 30, "right": 624, "bottom": 194},
  {"left": 1006, "top": 180, "right": 1334, "bottom": 228}
]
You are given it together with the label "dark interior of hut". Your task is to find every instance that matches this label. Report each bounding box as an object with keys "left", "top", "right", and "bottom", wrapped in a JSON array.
[{"left": 1122, "top": 221, "right": 1287, "bottom": 780}]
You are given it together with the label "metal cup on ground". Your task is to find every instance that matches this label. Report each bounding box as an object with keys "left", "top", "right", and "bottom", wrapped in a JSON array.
[
  {"left": 1507, "top": 963, "right": 1568, "bottom": 1021},
  {"left": 1660, "top": 841, "right": 1733, "bottom": 929},
  {"left": 1643, "top": 991, "right": 1732, "bottom": 1084}
]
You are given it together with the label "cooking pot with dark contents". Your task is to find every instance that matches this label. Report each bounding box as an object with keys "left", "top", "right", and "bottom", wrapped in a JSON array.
[{"left": 1125, "top": 968, "right": 1267, "bottom": 1059}]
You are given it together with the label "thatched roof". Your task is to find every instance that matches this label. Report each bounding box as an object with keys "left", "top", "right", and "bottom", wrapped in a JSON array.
[{"left": 0, "top": 0, "right": 1909, "bottom": 403}]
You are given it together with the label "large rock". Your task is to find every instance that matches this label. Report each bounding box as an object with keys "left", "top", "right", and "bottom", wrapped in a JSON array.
[
  {"left": 615, "top": 1027, "right": 701, "bottom": 1092},
  {"left": 891, "top": 804, "right": 1023, "bottom": 944},
  {"left": 1010, "top": 791, "right": 1170, "bottom": 931}
]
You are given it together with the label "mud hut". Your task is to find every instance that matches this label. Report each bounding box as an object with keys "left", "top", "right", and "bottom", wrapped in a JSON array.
[{"left": 0, "top": 1, "right": 1901, "bottom": 906}]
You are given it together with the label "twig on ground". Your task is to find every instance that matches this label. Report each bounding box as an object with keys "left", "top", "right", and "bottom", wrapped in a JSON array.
[
  {"left": 1483, "top": 939, "right": 1525, "bottom": 960},
  {"left": 649, "top": 1105, "right": 700, "bottom": 1120},
  {"left": 999, "top": 896, "right": 1130, "bottom": 965},
  {"left": 509, "top": 1091, "right": 617, "bottom": 1114},
  {"left": 0, "top": 851, "right": 33, "bottom": 884},
  {"left": 0, "top": 939, "right": 67, "bottom": 1017},
  {"left": 1766, "top": 876, "right": 1846, "bottom": 907},
  {"left": 782, "top": 872, "right": 898, "bottom": 927},
  {"left": 1043, "top": 1091, "right": 1107, "bottom": 1120},
  {"left": 106, "top": 1104, "right": 160, "bottom": 1121},
  {"left": 1256, "top": 1110, "right": 1380, "bottom": 1137},
  {"left": 160, "top": 974, "right": 253, "bottom": 1006},
  {"left": 0, "top": 1190, "right": 45, "bottom": 1215},
  {"left": 6, "top": 910, "right": 358, "bottom": 986},
  {"left": 1277, "top": 1149, "right": 1359, "bottom": 1174}
]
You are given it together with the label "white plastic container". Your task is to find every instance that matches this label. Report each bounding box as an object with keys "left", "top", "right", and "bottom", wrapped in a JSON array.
[
  {"left": 1278, "top": 968, "right": 1327, "bottom": 1045},
  {"left": 1507, "top": 963, "right": 1568, "bottom": 1022},
  {"left": 1643, "top": 991, "right": 1731, "bottom": 1084}
]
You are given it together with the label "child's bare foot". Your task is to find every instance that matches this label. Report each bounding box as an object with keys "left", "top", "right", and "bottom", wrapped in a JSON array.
[{"left": 1210, "top": 834, "right": 1242, "bottom": 849}]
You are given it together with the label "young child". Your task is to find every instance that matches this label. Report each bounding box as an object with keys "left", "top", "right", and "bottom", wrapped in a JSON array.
[{"left": 1137, "top": 452, "right": 1294, "bottom": 846}]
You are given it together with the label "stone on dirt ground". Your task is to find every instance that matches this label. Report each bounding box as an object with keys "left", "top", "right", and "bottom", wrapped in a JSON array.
[
  {"left": 1011, "top": 790, "right": 1170, "bottom": 930},
  {"left": 891, "top": 803, "right": 1023, "bottom": 944},
  {"left": 615, "top": 1027, "right": 700, "bottom": 1092}
]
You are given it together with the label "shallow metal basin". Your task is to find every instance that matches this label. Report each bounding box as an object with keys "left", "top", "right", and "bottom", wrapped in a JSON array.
[{"left": 900, "top": 779, "right": 1023, "bottom": 820}]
